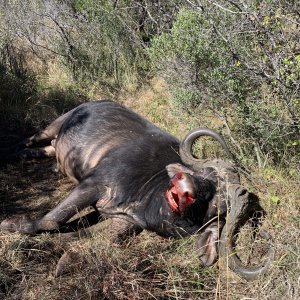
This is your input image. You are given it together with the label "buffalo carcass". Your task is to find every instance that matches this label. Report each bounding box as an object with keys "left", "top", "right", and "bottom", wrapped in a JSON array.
[{"left": 0, "top": 100, "right": 273, "bottom": 279}]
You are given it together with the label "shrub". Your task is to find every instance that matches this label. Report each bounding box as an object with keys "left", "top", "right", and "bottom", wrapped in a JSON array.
[{"left": 149, "top": 2, "right": 300, "bottom": 166}]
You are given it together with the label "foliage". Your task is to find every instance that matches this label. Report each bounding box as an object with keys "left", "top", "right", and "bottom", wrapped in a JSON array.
[
  {"left": 0, "top": 1, "right": 144, "bottom": 90},
  {"left": 63, "top": 0, "right": 147, "bottom": 87},
  {"left": 0, "top": 0, "right": 299, "bottom": 166},
  {"left": 149, "top": 1, "right": 300, "bottom": 166}
]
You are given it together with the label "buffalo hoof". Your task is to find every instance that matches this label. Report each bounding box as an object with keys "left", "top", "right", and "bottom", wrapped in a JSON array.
[
  {"left": 55, "top": 250, "right": 84, "bottom": 277},
  {"left": 0, "top": 216, "right": 36, "bottom": 234}
]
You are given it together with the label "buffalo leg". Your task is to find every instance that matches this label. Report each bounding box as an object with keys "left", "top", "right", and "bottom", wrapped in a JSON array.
[
  {"left": 21, "top": 108, "right": 76, "bottom": 148},
  {"left": 0, "top": 179, "right": 100, "bottom": 234},
  {"left": 60, "top": 217, "right": 143, "bottom": 242},
  {"left": 55, "top": 217, "right": 143, "bottom": 276},
  {"left": 18, "top": 145, "right": 56, "bottom": 158},
  {"left": 1, "top": 144, "right": 56, "bottom": 163},
  {"left": 2, "top": 108, "right": 77, "bottom": 163}
]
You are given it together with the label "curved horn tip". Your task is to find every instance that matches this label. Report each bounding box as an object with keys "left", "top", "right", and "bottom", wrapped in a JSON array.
[
  {"left": 179, "top": 127, "right": 232, "bottom": 165},
  {"left": 219, "top": 229, "right": 274, "bottom": 281}
]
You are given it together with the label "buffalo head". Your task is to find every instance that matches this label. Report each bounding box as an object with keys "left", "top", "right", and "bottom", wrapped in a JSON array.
[{"left": 179, "top": 128, "right": 274, "bottom": 280}]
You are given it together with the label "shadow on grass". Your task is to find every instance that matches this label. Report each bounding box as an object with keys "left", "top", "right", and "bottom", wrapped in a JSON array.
[
  {"left": 0, "top": 55, "right": 84, "bottom": 221},
  {"left": 0, "top": 158, "right": 68, "bottom": 219}
]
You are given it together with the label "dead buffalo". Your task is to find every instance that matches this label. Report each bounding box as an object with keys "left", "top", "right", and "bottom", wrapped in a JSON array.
[{"left": 0, "top": 100, "right": 273, "bottom": 279}]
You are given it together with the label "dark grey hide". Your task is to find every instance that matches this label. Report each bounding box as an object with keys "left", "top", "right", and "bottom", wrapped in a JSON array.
[{"left": 1, "top": 101, "right": 218, "bottom": 239}]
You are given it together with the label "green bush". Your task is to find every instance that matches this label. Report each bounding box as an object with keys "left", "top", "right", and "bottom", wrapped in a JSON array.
[{"left": 149, "top": 3, "right": 300, "bottom": 166}]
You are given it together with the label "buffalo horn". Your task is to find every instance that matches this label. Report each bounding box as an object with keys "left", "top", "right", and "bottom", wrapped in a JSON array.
[
  {"left": 219, "top": 185, "right": 274, "bottom": 280},
  {"left": 179, "top": 128, "right": 232, "bottom": 168}
]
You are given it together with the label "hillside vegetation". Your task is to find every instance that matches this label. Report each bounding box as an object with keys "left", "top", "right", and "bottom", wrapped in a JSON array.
[{"left": 0, "top": 1, "right": 299, "bottom": 299}]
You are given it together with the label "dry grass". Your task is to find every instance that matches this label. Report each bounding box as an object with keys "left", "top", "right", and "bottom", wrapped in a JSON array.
[{"left": 0, "top": 79, "right": 299, "bottom": 299}]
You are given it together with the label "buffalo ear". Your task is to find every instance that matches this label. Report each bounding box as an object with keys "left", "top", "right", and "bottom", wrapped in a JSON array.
[
  {"left": 196, "top": 222, "right": 219, "bottom": 266},
  {"left": 166, "top": 163, "right": 194, "bottom": 178}
]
